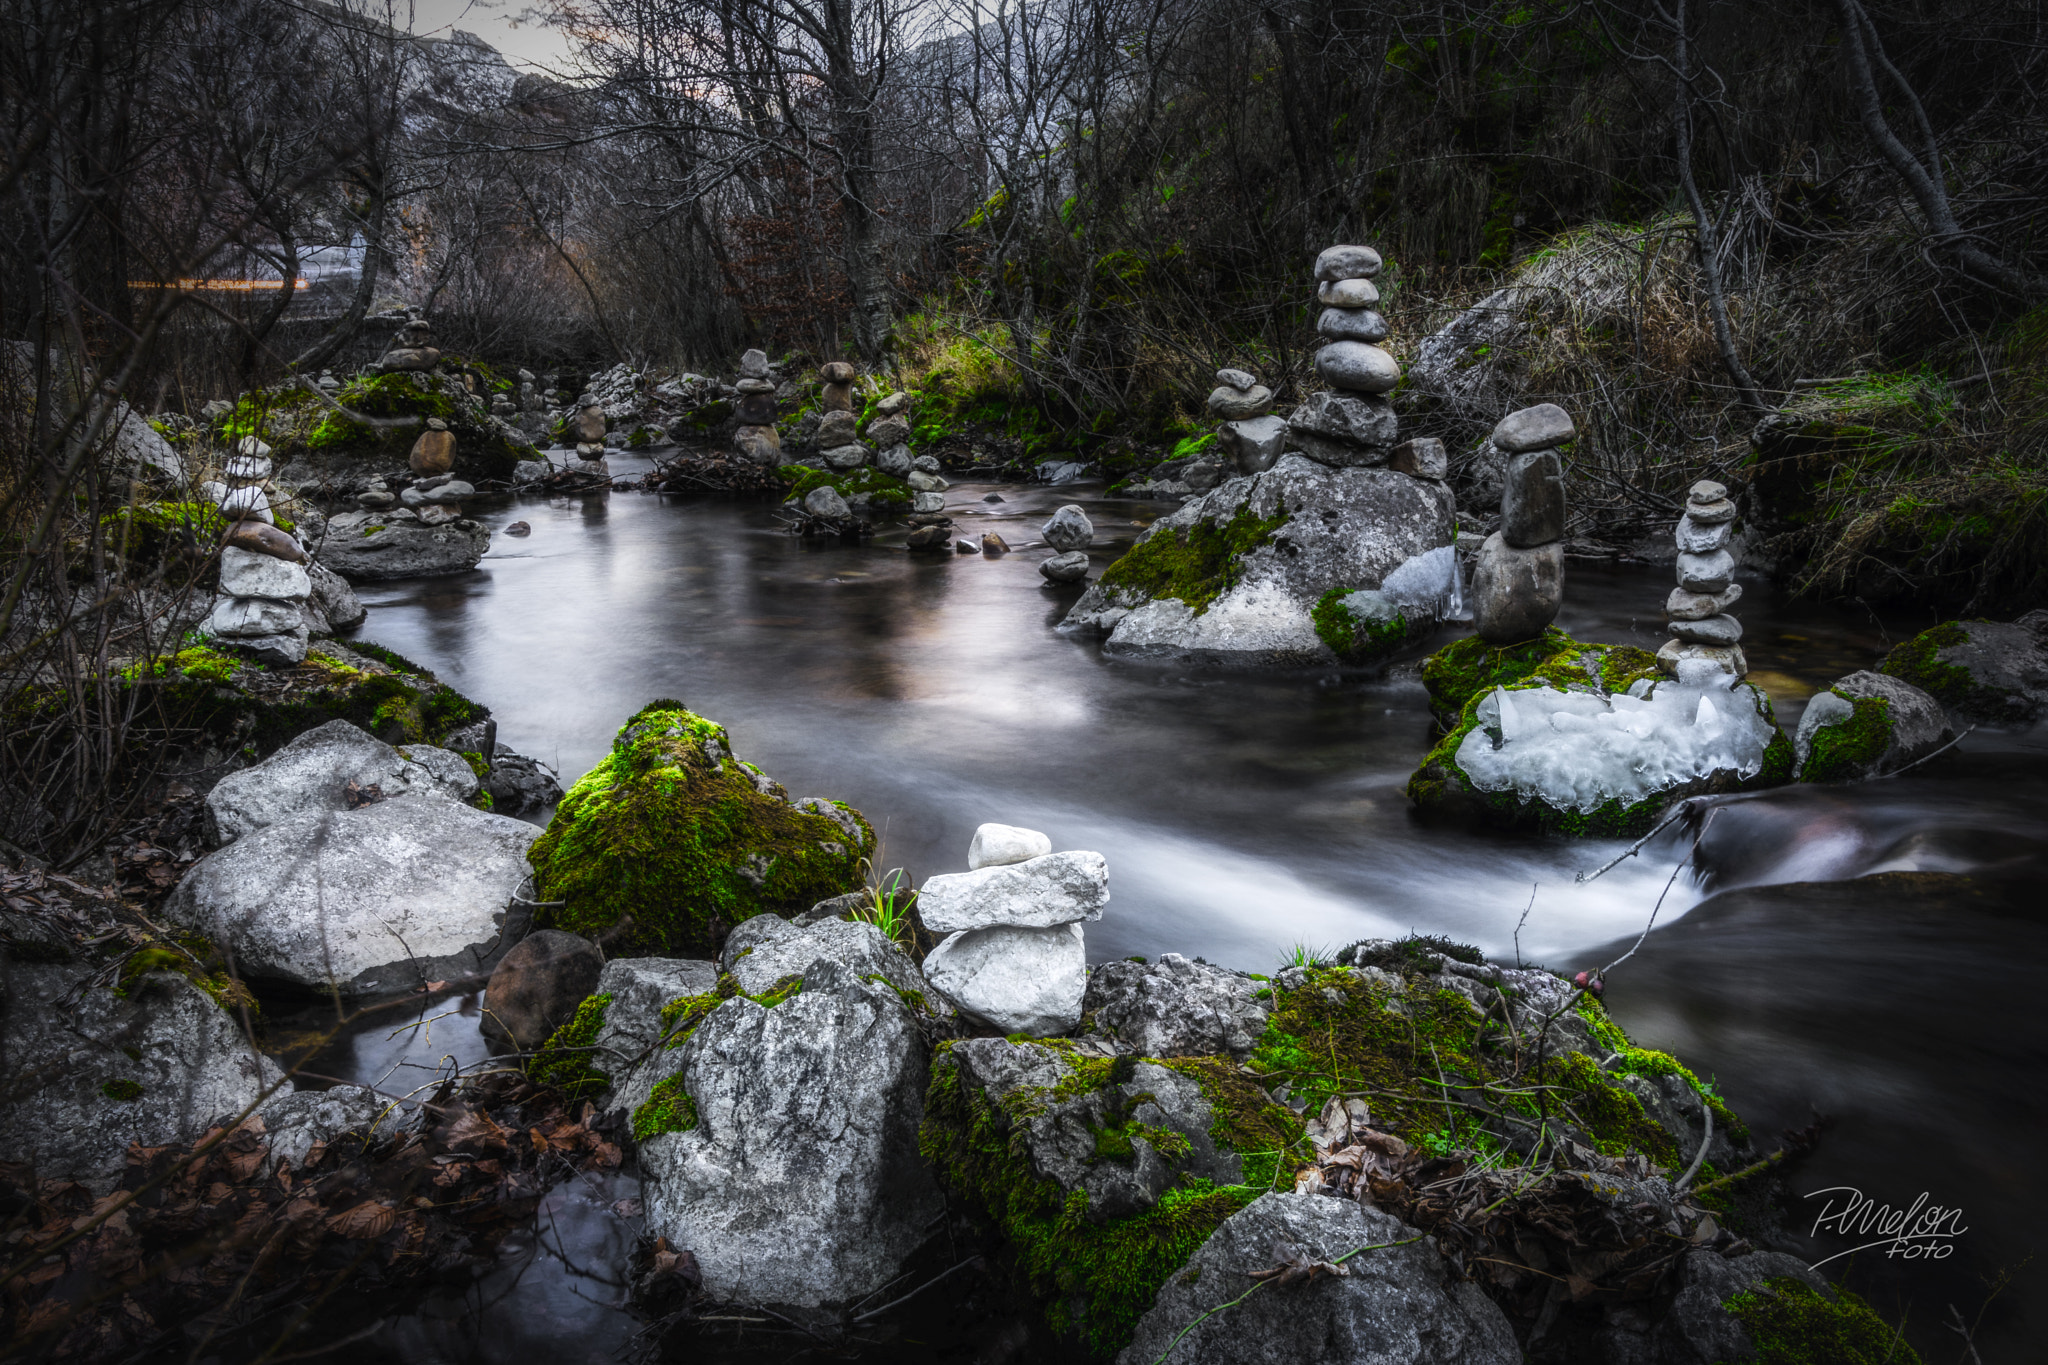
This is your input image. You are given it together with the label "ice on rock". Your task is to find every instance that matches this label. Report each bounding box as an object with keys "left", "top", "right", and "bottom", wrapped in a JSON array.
[
  {"left": 1379, "top": 544, "right": 1468, "bottom": 623},
  {"left": 1456, "top": 675, "right": 1774, "bottom": 814}
]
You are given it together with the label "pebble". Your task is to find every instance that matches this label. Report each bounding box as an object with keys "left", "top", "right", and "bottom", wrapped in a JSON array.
[
  {"left": 982, "top": 533, "right": 1009, "bottom": 555},
  {"left": 955, "top": 539, "right": 977, "bottom": 554},
  {"left": 1315, "top": 278, "right": 1380, "bottom": 309},
  {"left": 982, "top": 493, "right": 1004, "bottom": 503},
  {"left": 1315, "top": 307, "right": 1389, "bottom": 343},
  {"left": 1312, "top": 341, "right": 1400, "bottom": 393}
]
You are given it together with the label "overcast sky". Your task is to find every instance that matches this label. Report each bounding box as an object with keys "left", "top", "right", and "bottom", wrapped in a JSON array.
[{"left": 408, "top": 0, "right": 580, "bottom": 72}]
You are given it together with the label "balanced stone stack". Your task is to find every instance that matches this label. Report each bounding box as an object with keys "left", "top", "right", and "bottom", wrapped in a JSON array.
[
  {"left": 1661, "top": 479, "right": 1746, "bottom": 678},
  {"left": 205, "top": 435, "right": 277, "bottom": 526},
  {"left": 399, "top": 471, "right": 475, "bottom": 527},
  {"left": 818, "top": 360, "right": 856, "bottom": 415},
  {"left": 917, "top": 824, "right": 1102, "bottom": 1037},
  {"left": 374, "top": 317, "right": 439, "bottom": 374},
  {"left": 569, "top": 394, "right": 609, "bottom": 474},
  {"left": 410, "top": 416, "right": 455, "bottom": 477},
  {"left": 1289, "top": 245, "right": 1401, "bottom": 468},
  {"left": 1038, "top": 504, "right": 1093, "bottom": 583},
  {"left": 1210, "top": 369, "right": 1286, "bottom": 475},
  {"left": 732, "top": 348, "right": 782, "bottom": 465},
  {"left": 205, "top": 509, "right": 314, "bottom": 666},
  {"left": 1468, "top": 403, "right": 1573, "bottom": 644}
]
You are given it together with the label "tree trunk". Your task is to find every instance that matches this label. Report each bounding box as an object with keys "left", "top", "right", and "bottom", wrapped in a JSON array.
[
  {"left": 240, "top": 223, "right": 299, "bottom": 382},
  {"left": 292, "top": 186, "right": 386, "bottom": 374},
  {"left": 823, "top": 0, "right": 891, "bottom": 360}
]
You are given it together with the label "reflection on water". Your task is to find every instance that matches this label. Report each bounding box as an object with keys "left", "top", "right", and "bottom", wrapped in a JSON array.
[{"left": 328, "top": 464, "right": 2043, "bottom": 1359}]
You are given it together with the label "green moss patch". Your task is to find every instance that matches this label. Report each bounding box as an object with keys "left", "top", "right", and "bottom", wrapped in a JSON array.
[
  {"left": 1722, "top": 1276, "right": 1921, "bottom": 1364},
  {"left": 633, "top": 1074, "right": 699, "bottom": 1140},
  {"left": 1797, "top": 693, "right": 1893, "bottom": 783},
  {"left": 527, "top": 993, "right": 613, "bottom": 1097},
  {"left": 527, "top": 701, "right": 874, "bottom": 955},
  {"left": 1878, "top": 620, "right": 2018, "bottom": 719},
  {"left": 1095, "top": 504, "right": 1289, "bottom": 615},
  {"left": 99, "top": 1079, "right": 145, "bottom": 1102},
  {"left": 777, "top": 463, "right": 912, "bottom": 508},
  {"left": 1310, "top": 588, "right": 1416, "bottom": 664}
]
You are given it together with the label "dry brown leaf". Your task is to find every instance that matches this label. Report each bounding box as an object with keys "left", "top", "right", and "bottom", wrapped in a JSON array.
[{"left": 325, "top": 1201, "right": 395, "bottom": 1240}]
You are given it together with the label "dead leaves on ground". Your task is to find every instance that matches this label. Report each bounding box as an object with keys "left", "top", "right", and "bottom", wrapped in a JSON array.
[{"left": 0, "top": 1072, "right": 622, "bottom": 1362}]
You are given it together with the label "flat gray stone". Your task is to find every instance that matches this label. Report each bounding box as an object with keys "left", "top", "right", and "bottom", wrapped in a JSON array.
[
  {"left": 1667, "top": 583, "right": 1741, "bottom": 621},
  {"left": 1314, "top": 340, "right": 1400, "bottom": 393},
  {"left": 1207, "top": 384, "right": 1274, "bottom": 420},
  {"left": 1316, "top": 277, "right": 1380, "bottom": 308},
  {"left": 1669, "top": 613, "right": 1743, "bottom": 645},
  {"left": 166, "top": 794, "right": 538, "bottom": 996},
  {"left": 822, "top": 442, "right": 870, "bottom": 471},
  {"left": 922, "top": 923, "right": 1086, "bottom": 1035},
  {"left": 1314, "top": 244, "right": 1382, "bottom": 281},
  {"left": 1317, "top": 306, "right": 1389, "bottom": 343},
  {"left": 1117, "top": 1192, "right": 1519, "bottom": 1365},
  {"left": 1491, "top": 402, "right": 1575, "bottom": 453},
  {"left": 207, "top": 595, "right": 303, "bottom": 638},
  {"left": 1676, "top": 549, "right": 1736, "bottom": 593},
  {"left": 206, "top": 719, "right": 478, "bottom": 844},
  {"left": 917, "top": 850, "right": 1108, "bottom": 933},
  {"left": 968, "top": 822, "right": 1051, "bottom": 870},
  {"left": 318, "top": 511, "right": 490, "bottom": 581},
  {"left": 1288, "top": 391, "right": 1399, "bottom": 448},
  {"left": 1039, "top": 550, "right": 1089, "bottom": 582},
  {"left": 1216, "top": 367, "right": 1257, "bottom": 390},
  {"left": 1388, "top": 436, "right": 1447, "bottom": 480}
]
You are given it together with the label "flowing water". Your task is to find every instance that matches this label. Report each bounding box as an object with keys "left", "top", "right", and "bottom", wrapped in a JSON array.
[{"left": 287, "top": 453, "right": 2045, "bottom": 1360}]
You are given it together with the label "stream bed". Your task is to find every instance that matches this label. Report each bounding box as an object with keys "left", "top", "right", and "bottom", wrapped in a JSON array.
[{"left": 285, "top": 455, "right": 2044, "bottom": 1360}]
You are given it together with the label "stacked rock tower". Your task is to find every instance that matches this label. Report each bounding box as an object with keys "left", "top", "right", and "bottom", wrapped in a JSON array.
[
  {"left": 731, "top": 348, "right": 782, "bottom": 465},
  {"left": 203, "top": 439, "right": 314, "bottom": 665},
  {"left": 1469, "top": 403, "right": 1574, "bottom": 644},
  {"left": 1287, "top": 245, "right": 1401, "bottom": 467},
  {"left": 1209, "top": 369, "right": 1286, "bottom": 474},
  {"left": 1661, "top": 479, "right": 1746, "bottom": 678}
]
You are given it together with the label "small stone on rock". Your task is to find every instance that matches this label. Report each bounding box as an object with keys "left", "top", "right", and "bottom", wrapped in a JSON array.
[
  {"left": 1041, "top": 504, "right": 1094, "bottom": 551},
  {"left": 1490, "top": 403, "right": 1575, "bottom": 454},
  {"left": 1313, "top": 244, "right": 1383, "bottom": 281},
  {"left": 1039, "top": 550, "right": 1089, "bottom": 583},
  {"left": 1315, "top": 277, "right": 1380, "bottom": 308}
]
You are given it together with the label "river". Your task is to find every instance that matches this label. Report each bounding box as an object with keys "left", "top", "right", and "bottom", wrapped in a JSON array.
[{"left": 296, "top": 455, "right": 2045, "bottom": 1361}]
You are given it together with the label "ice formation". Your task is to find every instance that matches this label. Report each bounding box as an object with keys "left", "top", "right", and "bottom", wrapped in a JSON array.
[
  {"left": 1454, "top": 672, "right": 1774, "bottom": 813},
  {"left": 1379, "top": 544, "right": 1468, "bottom": 622}
]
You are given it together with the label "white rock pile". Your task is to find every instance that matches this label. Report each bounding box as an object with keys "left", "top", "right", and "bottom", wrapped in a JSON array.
[
  {"left": 918, "top": 823, "right": 1102, "bottom": 1036},
  {"left": 1661, "top": 479, "right": 1746, "bottom": 678},
  {"left": 200, "top": 437, "right": 317, "bottom": 664},
  {"left": 1469, "top": 403, "right": 1573, "bottom": 644}
]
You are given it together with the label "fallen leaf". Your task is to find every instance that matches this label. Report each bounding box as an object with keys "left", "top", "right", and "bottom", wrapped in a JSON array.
[{"left": 326, "top": 1201, "right": 395, "bottom": 1240}]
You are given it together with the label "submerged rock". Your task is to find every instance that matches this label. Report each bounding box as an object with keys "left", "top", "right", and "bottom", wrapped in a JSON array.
[
  {"left": 166, "top": 793, "right": 539, "bottom": 995},
  {"left": 480, "top": 929, "right": 604, "bottom": 1052},
  {"left": 1793, "top": 669, "right": 1951, "bottom": 782},
  {"left": 1060, "top": 455, "right": 1456, "bottom": 669},
  {"left": 1878, "top": 612, "right": 2048, "bottom": 724},
  {"left": 0, "top": 964, "right": 287, "bottom": 1190},
  {"left": 527, "top": 701, "right": 874, "bottom": 955},
  {"left": 1117, "top": 1193, "right": 1519, "bottom": 1365},
  {"left": 638, "top": 959, "right": 943, "bottom": 1319}
]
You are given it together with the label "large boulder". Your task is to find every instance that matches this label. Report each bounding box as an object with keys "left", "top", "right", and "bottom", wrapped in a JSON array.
[
  {"left": 585, "top": 956, "right": 720, "bottom": 1119},
  {"left": 0, "top": 963, "right": 286, "bottom": 1190},
  {"left": 1793, "top": 670, "right": 1952, "bottom": 782},
  {"left": 1593, "top": 1247, "right": 1876, "bottom": 1365},
  {"left": 317, "top": 509, "right": 491, "bottom": 581},
  {"left": 480, "top": 929, "right": 604, "bottom": 1052},
  {"left": 528, "top": 701, "right": 875, "bottom": 956},
  {"left": 638, "top": 959, "right": 944, "bottom": 1319},
  {"left": 1082, "top": 953, "right": 1268, "bottom": 1059},
  {"left": 204, "top": 718, "right": 478, "bottom": 844},
  {"left": 1407, "top": 630, "right": 1793, "bottom": 836},
  {"left": 717, "top": 914, "right": 940, "bottom": 1016},
  {"left": 1877, "top": 612, "right": 2048, "bottom": 724},
  {"left": 1117, "top": 1193, "right": 1518, "bottom": 1365},
  {"left": 1060, "top": 455, "right": 1457, "bottom": 668},
  {"left": 165, "top": 793, "right": 540, "bottom": 996}
]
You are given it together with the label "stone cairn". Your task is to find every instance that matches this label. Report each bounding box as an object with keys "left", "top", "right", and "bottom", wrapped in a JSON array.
[
  {"left": 1282, "top": 244, "right": 1447, "bottom": 482},
  {"left": 732, "top": 348, "right": 782, "bottom": 465},
  {"left": 1469, "top": 403, "right": 1574, "bottom": 645},
  {"left": 1661, "top": 479, "right": 1746, "bottom": 678},
  {"left": 916, "top": 824, "right": 1105, "bottom": 1037},
  {"left": 569, "top": 392, "right": 609, "bottom": 474},
  {"left": 203, "top": 435, "right": 315, "bottom": 665},
  {"left": 1037, "top": 504, "right": 1094, "bottom": 583},
  {"left": 1209, "top": 368, "right": 1284, "bottom": 475},
  {"left": 373, "top": 316, "right": 439, "bottom": 374}
]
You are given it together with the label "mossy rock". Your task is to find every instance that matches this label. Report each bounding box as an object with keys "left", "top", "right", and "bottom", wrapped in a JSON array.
[
  {"left": 527, "top": 701, "right": 875, "bottom": 956},
  {"left": 98, "top": 501, "right": 226, "bottom": 577},
  {"left": 1310, "top": 587, "right": 1427, "bottom": 665},
  {"left": 1406, "top": 630, "right": 1790, "bottom": 836},
  {"left": 1721, "top": 1275, "right": 1923, "bottom": 1364},
  {"left": 777, "top": 463, "right": 912, "bottom": 510},
  {"left": 1092, "top": 503, "right": 1290, "bottom": 616},
  {"left": 221, "top": 370, "right": 536, "bottom": 481},
  {"left": 1878, "top": 617, "right": 2048, "bottom": 723}
]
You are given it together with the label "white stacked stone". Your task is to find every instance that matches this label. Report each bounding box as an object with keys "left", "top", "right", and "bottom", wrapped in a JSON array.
[
  {"left": 1289, "top": 245, "right": 1405, "bottom": 468},
  {"left": 918, "top": 824, "right": 1101, "bottom": 1037},
  {"left": 1660, "top": 480, "right": 1746, "bottom": 678},
  {"left": 206, "top": 544, "right": 312, "bottom": 666},
  {"left": 1209, "top": 367, "right": 1287, "bottom": 475}
]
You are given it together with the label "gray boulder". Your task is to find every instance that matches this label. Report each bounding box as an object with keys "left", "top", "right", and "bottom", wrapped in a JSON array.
[
  {"left": 1083, "top": 953, "right": 1267, "bottom": 1059},
  {"left": 1316, "top": 307, "right": 1389, "bottom": 343},
  {"left": 816, "top": 410, "right": 859, "bottom": 448},
  {"left": 484, "top": 745, "right": 565, "bottom": 814},
  {"left": 867, "top": 414, "right": 911, "bottom": 449},
  {"left": 639, "top": 960, "right": 944, "bottom": 1317},
  {"left": 166, "top": 794, "right": 539, "bottom": 996},
  {"left": 1469, "top": 533, "right": 1564, "bottom": 644},
  {"left": 1879, "top": 612, "right": 2048, "bottom": 724},
  {"left": 945, "top": 1038, "right": 1241, "bottom": 1220},
  {"left": 823, "top": 443, "right": 870, "bottom": 471},
  {"left": 921, "top": 922, "right": 1086, "bottom": 1036},
  {"left": 590, "top": 956, "right": 721, "bottom": 1120},
  {"left": 1313, "top": 341, "right": 1400, "bottom": 393},
  {"left": 1288, "top": 391, "right": 1399, "bottom": 452},
  {"left": 0, "top": 963, "right": 287, "bottom": 1191},
  {"left": 1042, "top": 503, "right": 1095, "bottom": 551},
  {"left": 1794, "top": 670, "right": 1951, "bottom": 782},
  {"left": 916, "top": 850, "right": 1108, "bottom": 933},
  {"left": 104, "top": 399, "right": 185, "bottom": 481},
  {"left": 480, "top": 929, "right": 604, "bottom": 1051},
  {"left": 804, "top": 485, "right": 852, "bottom": 520},
  {"left": 719, "top": 914, "right": 942, "bottom": 1018},
  {"left": 1117, "top": 1193, "right": 1519, "bottom": 1365},
  {"left": 1388, "top": 437, "right": 1448, "bottom": 480},
  {"left": 876, "top": 443, "right": 913, "bottom": 477},
  {"left": 1040, "top": 551, "right": 1090, "bottom": 582},
  {"left": 1061, "top": 456, "right": 1457, "bottom": 669},
  {"left": 318, "top": 510, "right": 490, "bottom": 581},
  {"left": 205, "top": 719, "right": 477, "bottom": 845}
]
